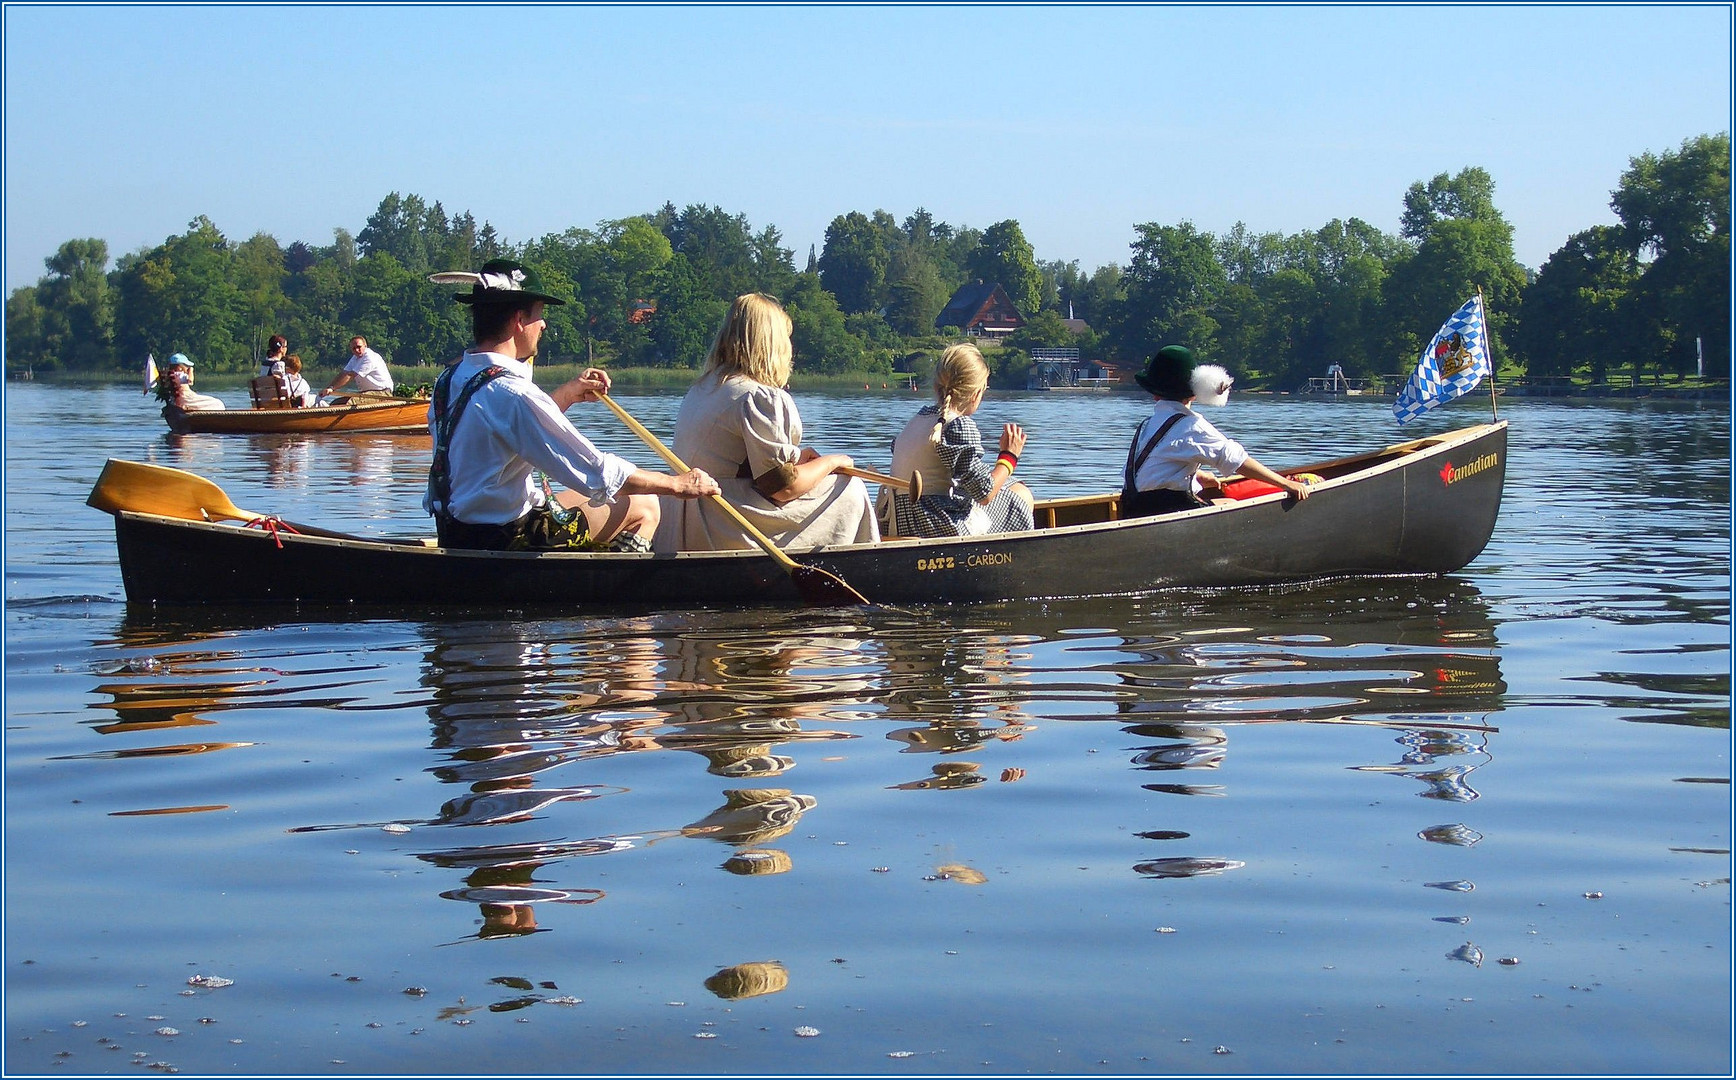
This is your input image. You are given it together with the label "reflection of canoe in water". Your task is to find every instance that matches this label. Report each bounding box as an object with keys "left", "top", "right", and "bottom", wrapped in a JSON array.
[
  {"left": 90, "top": 421, "right": 1507, "bottom": 608},
  {"left": 163, "top": 396, "right": 429, "bottom": 435}
]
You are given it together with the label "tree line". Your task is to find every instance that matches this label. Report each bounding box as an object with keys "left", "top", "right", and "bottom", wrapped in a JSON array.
[{"left": 6, "top": 133, "right": 1726, "bottom": 389}]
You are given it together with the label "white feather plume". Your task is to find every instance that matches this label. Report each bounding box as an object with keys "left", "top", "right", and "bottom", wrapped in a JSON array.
[
  {"left": 428, "top": 271, "right": 484, "bottom": 286},
  {"left": 1192, "top": 364, "right": 1234, "bottom": 407}
]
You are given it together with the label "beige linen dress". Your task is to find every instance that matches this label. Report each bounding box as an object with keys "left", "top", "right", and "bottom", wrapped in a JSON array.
[{"left": 653, "top": 372, "right": 879, "bottom": 553}]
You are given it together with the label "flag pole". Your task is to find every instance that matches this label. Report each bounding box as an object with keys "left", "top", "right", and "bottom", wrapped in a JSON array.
[{"left": 1479, "top": 286, "right": 1498, "bottom": 421}]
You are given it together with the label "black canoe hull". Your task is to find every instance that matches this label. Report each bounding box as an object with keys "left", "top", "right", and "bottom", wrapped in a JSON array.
[{"left": 106, "top": 422, "right": 1507, "bottom": 608}]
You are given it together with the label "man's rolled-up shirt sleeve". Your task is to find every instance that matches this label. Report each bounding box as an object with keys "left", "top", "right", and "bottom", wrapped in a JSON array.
[
  {"left": 512, "top": 391, "right": 637, "bottom": 505},
  {"left": 1197, "top": 430, "right": 1249, "bottom": 476}
]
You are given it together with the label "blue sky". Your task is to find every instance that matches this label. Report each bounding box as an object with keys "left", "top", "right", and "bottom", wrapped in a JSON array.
[{"left": 4, "top": 4, "right": 1730, "bottom": 293}]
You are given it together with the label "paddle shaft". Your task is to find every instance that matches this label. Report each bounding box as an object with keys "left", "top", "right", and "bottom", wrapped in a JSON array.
[
  {"left": 596, "top": 393, "right": 870, "bottom": 605},
  {"left": 837, "top": 465, "right": 915, "bottom": 494}
]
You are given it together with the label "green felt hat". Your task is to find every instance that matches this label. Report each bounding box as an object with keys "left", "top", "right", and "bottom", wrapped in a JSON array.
[
  {"left": 430, "top": 259, "right": 567, "bottom": 306},
  {"left": 1135, "top": 345, "right": 1196, "bottom": 398}
]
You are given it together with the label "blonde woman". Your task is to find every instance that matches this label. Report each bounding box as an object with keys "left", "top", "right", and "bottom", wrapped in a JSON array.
[
  {"left": 883, "top": 343, "right": 1034, "bottom": 538},
  {"left": 654, "top": 293, "right": 879, "bottom": 553}
]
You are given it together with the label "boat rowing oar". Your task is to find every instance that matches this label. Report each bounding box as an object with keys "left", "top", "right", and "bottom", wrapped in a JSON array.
[
  {"left": 838, "top": 465, "right": 921, "bottom": 501},
  {"left": 596, "top": 393, "right": 871, "bottom": 607},
  {"left": 86, "top": 459, "right": 368, "bottom": 542}
]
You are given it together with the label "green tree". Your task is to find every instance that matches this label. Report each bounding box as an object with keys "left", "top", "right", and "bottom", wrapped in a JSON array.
[
  {"left": 114, "top": 217, "right": 246, "bottom": 371},
  {"left": 967, "top": 220, "right": 1043, "bottom": 316},
  {"left": 787, "top": 273, "right": 862, "bottom": 374},
  {"left": 4, "top": 287, "right": 48, "bottom": 373},
  {"left": 357, "top": 192, "right": 453, "bottom": 274},
  {"left": 884, "top": 256, "right": 949, "bottom": 336},
  {"left": 1611, "top": 132, "right": 1730, "bottom": 378},
  {"left": 31, "top": 238, "right": 115, "bottom": 370},
  {"left": 1107, "top": 221, "right": 1226, "bottom": 362},
  {"left": 649, "top": 254, "right": 728, "bottom": 367},
  {"left": 345, "top": 252, "right": 418, "bottom": 364},
  {"left": 232, "top": 232, "right": 287, "bottom": 364},
  {"left": 750, "top": 224, "right": 798, "bottom": 300},
  {"left": 663, "top": 204, "right": 759, "bottom": 301},
  {"left": 1006, "top": 308, "right": 1076, "bottom": 351},
  {"left": 1511, "top": 226, "right": 1638, "bottom": 382},
  {"left": 1400, "top": 168, "right": 1501, "bottom": 242},
  {"left": 819, "top": 211, "right": 891, "bottom": 315},
  {"left": 1381, "top": 168, "right": 1526, "bottom": 369}
]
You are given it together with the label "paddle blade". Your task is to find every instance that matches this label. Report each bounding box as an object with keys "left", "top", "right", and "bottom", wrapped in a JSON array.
[
  {"left": 87, "top": 459, "right": 255, "bottom": 522},
  {"left": 790, "top": 564, "right": 871, "bottom": 606}
]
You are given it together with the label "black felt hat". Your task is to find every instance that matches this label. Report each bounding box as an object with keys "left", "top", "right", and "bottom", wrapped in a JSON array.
[{"left": 430, "top": 259, "right": 567, "bottom": 306}]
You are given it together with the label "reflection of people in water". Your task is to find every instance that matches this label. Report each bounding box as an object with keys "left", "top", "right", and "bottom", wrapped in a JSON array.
[
  {"left": 417, "top": 622, "right": 663, "bottom": 937},
  {"left": 423, "top": 840, "right": 614, "bottom": 940},
  {"left": 874, "top": 619, "right": 1035, "bottom": 789},
  {"left": 705, "top": 961, "right": 789, "bottom": 1000}
]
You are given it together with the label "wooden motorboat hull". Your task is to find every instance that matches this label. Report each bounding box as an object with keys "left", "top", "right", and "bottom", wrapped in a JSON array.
[{"left": 102, "top": 422, "right": 1507, "bottom": 608}]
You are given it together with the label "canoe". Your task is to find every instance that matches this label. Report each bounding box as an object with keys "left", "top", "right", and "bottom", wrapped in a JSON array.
[
  {"left": 90, "top": 421, "right": 1507, "bottom": 608},
  {"left": 163, "top": 396, "right": 429, "bottom": 435}
]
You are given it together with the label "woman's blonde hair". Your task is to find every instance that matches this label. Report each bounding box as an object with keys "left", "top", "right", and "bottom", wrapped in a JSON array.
[
  {"left": 932, "top": 343, "right": 989, "bottom": 424},
  {"left": 705, "top": 293, "right": 793, "bottom": 388}
]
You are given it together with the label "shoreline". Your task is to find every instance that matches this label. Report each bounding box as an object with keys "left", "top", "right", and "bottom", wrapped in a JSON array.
[{"left": 7, "top": 369, "right": 1726, "bottom": 402}]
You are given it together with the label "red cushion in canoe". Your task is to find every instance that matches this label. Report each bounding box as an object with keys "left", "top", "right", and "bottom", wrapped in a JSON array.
[{"left": 1220, "top": 478, "right": 1283, "bottom": 499}]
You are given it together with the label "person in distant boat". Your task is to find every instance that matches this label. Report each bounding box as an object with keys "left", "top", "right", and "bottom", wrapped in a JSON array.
[
  {"left": 423, "top": 258, "right": 719, "bottom": 553},
  {"left": 322, "top": 335, "right": 394, "bottom": 398},
  {"left": 882, "top": 342, "right": 1034, "bottom": 538},
  {"left": 282, "top": 354, "right": 315, "bottom": 406},
  {"left": 162, "top": 353, "right": 226, "bottom": 412},
  {"left": 1121, "top": 345, "right": 1310, "bottom": 518},
  {"left": 258, "top": 334, "right": 288, "bottom": 377},
  {"left": 653, "top": 292, "right": 879, "bottom": 553}
]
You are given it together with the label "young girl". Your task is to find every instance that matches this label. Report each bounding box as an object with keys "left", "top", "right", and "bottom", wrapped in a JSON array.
[
  {"left": 282, "top": 354, "right": 315, "bottom": 406},
  {"left": 883, "top": 343, "right": 1034, "bottom": 538},
  {"left": 157, "top": 353, "right": 226, "bottom": 412}
]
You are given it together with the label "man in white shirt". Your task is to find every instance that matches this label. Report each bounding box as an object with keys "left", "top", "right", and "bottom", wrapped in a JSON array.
[
  {"left": 423, "top": 258, "right": 719, "bottom": 552},
  {"left": 324, "top": 336, "right": 394, "bottom": 396}
]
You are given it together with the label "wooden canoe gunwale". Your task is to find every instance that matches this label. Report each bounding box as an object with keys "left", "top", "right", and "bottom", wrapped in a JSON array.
[
  {"left": 163, "top": 398, "right": 430, "bottom": 436},
  {"left": 103, "top": 421, "right": 1507, "bottom": 608}
]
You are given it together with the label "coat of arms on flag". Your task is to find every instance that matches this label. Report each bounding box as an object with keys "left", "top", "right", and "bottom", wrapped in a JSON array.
[{"left": 1393, "top": 295, "right": 1491, "bottom": 425}]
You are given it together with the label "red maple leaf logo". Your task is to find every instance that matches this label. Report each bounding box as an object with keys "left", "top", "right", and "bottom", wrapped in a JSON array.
[{"left": 1440, "top": 461, "right": 1456, "bottom": 485}]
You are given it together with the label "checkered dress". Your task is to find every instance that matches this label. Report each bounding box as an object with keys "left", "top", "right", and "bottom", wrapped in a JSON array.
[{"left": 888, "top": 406, "right": 1034, "bottom": 538}]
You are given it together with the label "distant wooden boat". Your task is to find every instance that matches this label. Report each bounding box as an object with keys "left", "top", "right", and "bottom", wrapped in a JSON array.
[
  {"left": 162, "top": 395, "right": 428, "bottom": 435},
  {"left": 90, "top": 422, "right": 1507, "bottom": 608}
]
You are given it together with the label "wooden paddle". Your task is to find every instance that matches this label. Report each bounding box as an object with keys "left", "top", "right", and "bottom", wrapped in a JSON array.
[
  {"left": 838, "top": 465, "right": 921, "bottom": 501},
  {"left": 86, "top": 459, "right": 368, "bottom": 542},
  {"left": 596, "top": 393, "right": 870, "bottom": 606}
]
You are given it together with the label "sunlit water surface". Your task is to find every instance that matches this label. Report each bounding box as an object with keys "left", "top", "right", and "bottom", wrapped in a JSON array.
[{"left": 4, "top": 384, "right": 1729, "bottom": 1075}]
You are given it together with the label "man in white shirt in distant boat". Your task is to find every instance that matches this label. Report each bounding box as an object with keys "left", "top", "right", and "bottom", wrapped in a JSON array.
[
  {"left": 422, "top": 258, "right": 720, "bottom": 552},
  {"left": 322, "top": 335, "right": 395, "bottom": 398}
]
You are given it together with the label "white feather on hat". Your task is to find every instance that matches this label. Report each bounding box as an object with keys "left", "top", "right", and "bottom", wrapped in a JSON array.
[{"left": 1191, "top": 364, "right": 1233, "bottom": 407}]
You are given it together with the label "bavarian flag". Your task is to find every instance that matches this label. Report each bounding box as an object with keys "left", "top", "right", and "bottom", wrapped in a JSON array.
[{"left": 1393, "top": 295, "right": 1490, "bottom": 424}]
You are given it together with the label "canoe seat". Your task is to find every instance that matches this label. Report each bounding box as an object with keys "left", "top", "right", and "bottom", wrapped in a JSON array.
[
  {"left": 1032, "top": 493, "right": 1120, "bottom": 529},
  {"left": 250, "top": 374, "right": 295, "bottom": 410}
]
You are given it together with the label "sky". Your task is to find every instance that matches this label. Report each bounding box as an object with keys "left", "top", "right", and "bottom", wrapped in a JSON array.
[{"left": 3, "top": 3, "right": 1731, "bottom": 294}]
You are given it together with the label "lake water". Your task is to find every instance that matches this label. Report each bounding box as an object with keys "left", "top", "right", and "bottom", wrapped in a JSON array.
[{"left": 4, "top": 383, "right": 1730, "bottom": 1076}]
